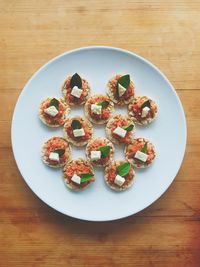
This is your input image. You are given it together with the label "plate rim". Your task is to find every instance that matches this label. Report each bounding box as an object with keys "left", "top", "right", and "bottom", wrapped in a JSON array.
[{"left": 11, "top": 46, "right": 187, "bottom": 221}]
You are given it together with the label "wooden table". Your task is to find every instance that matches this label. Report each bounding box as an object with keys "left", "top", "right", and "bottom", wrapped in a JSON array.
[{"left": 1, "top": 1, "right": 199, "bottom": 266}]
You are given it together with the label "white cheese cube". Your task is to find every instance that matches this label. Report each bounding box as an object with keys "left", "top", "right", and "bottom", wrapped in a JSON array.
[
  {"left": 141, "top": 106, "right": 150, "bottom": 118},
  {"left": 91, "top": 150, "right": 101, "bottom": 161},
  {"left": 44, "top": 106, "right": 59, "bottom": 117},
  {"left": 114, "top": 175, "right": 125, "bottom": 186},
  {"left": 71, "top": 174, "right": 81, "bottom": 184},
  {"left": 113, "top": 126, "right": 127, "bottom": 138},
  {"left": 73, "top": 128, "right": 85, "bottom": 137},
  {"left": 134, "top": 150, "right": 148, "bottom": 162},
  {"left": 71, "top": 86, "right": 83, "bottom": 98},
  {"left": 91, "top": 104, "right": 102, "bottom": 115},
  {"left": 49, "top": 152, "right": 59, "bottom": 162},
  {"left": 118, "top": 84, "right": 127, "bottom": 97}
]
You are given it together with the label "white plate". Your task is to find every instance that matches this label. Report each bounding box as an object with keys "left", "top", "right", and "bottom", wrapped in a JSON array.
[{"left": 11, "top": 46, "right": 186, "bottom": 221}]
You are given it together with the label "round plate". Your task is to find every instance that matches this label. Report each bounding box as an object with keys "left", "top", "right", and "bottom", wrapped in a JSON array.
[{"left": 11, "top": 46, "right": 186, "bottom": 221}]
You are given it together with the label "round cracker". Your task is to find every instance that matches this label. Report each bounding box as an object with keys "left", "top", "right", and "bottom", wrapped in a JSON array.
[
  {"left": 85, "top": 137, "right": 115, "bottom": 167},
  {"left": 41, "top": 136, "right": 71, "bottom": 168},
  {"left": 39, "top": 97, "right": 70, "bottom": 128},
  {"left": 128, "top": 96, "right": 158, "bottom": 126},
  {"left": 104, "top": 160, "right": 135, "bottom": 191},
  {"left": 125, "top": 138, "right": 156, "bottom": 168},
  {"left": 84, "top": 94, "right": 114, "bottom": 125},
  {"left": 107, "top": 79, "right": 135, "bottom": 106},
  {"left": 61, "top": 76, "right": 91, "bottom": 106},
  {"left": 63, "top": 158, "right": 95, "bottom": 191},
  {"left": 63, "top": 116, "right": 93, "bottom": 147},
  {"left": 106, "top": 114, "right": 135, "bottom": 145}
]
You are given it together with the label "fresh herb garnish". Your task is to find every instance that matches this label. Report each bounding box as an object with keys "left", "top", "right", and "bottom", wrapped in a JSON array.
[
  {"left": 53, "top": 149, "right": 65, "bottom": 157},
  {"left": 140, "top": 142, "right": 147, "bottom": 154},
  {"left": 98, "top": 145, "right": 111, "bottom": 158},
  {"left": 141, "top": 100, "right": 151, "bottom": 110},
  {"left": 71, "top": 120, "right": 81, "bottom": 129},
  {"left": 123, "top": 124, "right": 134, "bottom": 132},
  {"left": 79, "top": 173, "right": 94, "bottom": 183},
  {"left": 49, "top": 98, "right": 59, "bottom": 109},
  {"left": 116, "top": 74, "right": 130, "bottom": 93},
  {"left": 116, "top": 162, "right": 131, "bottom": 177},
  {"left": 97, "top": 100, "right": 110, "bottom": 108},
  {"left": 70, "top": 73, "right": 82, "bottom": 89}
]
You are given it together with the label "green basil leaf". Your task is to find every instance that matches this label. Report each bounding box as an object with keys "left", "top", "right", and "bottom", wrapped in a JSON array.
[
  {"left": 49, "top": 98, "right": 59, "bottom": 109},
  {"left": 116, "top": 162, "right": 131, "bottom": 177},
  {"left": 141, "top": 100, "right": 151, "bottom": 110},
  {"left": 140, "top": 142, "right": 147, "bottom": 154},
  {"left": 71, "top": 120, "right": 82, "bottom": 129},
  {"left": 80, "top": 173, "right": 94, "bottom": 183},
  {"left": 98, "top": 145, "right": 111, "bottom": 158},
  {"left": 117, "top": 74, "right": 130, "bottom": 91},
  {"left": 70, "top": 73, "right": 82, "bottom": 89},
  {"left": 53, "top": 149, "right": 65, "bottom": 157},
  {"left": 97, "top": 100, "right": 110, "bottom": 108},
  {"left": 123, "top": 124, "right": 134, "bottom": 132}
]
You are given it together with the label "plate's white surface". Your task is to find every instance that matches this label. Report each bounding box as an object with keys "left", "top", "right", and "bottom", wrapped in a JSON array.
[{"left": 11, "top": 46, "right": 186, "bottom": 221}]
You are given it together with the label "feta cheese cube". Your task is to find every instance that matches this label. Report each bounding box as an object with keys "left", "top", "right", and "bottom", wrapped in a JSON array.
[
  {"left": 71, "top": 174, "right": 81, "bottom": 184},
  {"left": 118, "top": 83, "right": 127, "bottom": 97},
  {"left": 134, "top": 150, "right": 148, "bottom": 162},
  {"left": 114, "top": 175, "right": 125, "bottom": 186},
  {"left": 91, "top": 104, "right": 102, "bottom": 115},
  {"left": 71, "top": 86, "right": 83, "bottom": 98},
  {"left": 91, "top": 150, "right": 101, "bottom": 161},
  {"left": 73, "top": 128, "right": 85, "bottom": 137},
  {"left": 44, "top": 106, "right": 59, "bottom": 117},
  {"left": 49, "top": 152, "right": 59, "bottom": 162},
  {"left": 141, "top": 106, "right": 150, "bottom": 118},
  {"left": 113, "top": 126, "right": 127, "bottom": 138}
]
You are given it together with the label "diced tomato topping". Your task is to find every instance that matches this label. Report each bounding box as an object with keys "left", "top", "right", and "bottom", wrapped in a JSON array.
[
  {"left": 65, "top": 119, "right": 92, "bottom": 141},
  {"left": 90, "top": 109, "right": 110, "bottom": 121},
  {"left": 111, "top": 117, "right": 132, "bottom": 144},
  {"left": 109, "top": 74, "right": 134, "bottom": 101},
  {"left": 65, "top": 161, "right": 94, "bottom": 188},
  {"left": 88, "top": 95, "right": 112, "bottom": 121},
  {"left": 107, "top": 162, "right": 134, "bottom": 186},
  {"left": 64, "top": 77, "right": 88, "bottom": 104},
  {"left": 126, "top": 139, "right": 155, "bottom": 163},
  {"left": 129, "top": 97, "right": 157, "bottom": 122},
  {"left": 88, "top": 138, "right": 105, "bottom": 150},
  {"left": 44, "top": 137, "right": 68, "bottom": 165},
  {"left": 95, "top": 157, "right": 109, "bottom": 165},
  {"left": 88, "top": 138, "right": 111, "bottom": 164},
  {"left": 41, "top": 99, "right": 65, "bottom": 125}
]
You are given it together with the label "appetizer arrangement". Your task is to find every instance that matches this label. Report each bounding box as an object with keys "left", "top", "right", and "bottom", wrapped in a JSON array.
[{"left": 39, "top": 73, "right": 158, "bottom": 192}]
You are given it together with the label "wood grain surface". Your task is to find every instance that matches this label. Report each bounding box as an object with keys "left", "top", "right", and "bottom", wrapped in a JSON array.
[{"left": 0, "top": 1, "right": 200, "bottom": 266}]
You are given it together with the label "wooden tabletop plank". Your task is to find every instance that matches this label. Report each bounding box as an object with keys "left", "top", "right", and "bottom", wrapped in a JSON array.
[{"left": 1, "top": 1, "right": 200, "bottom": 91}]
